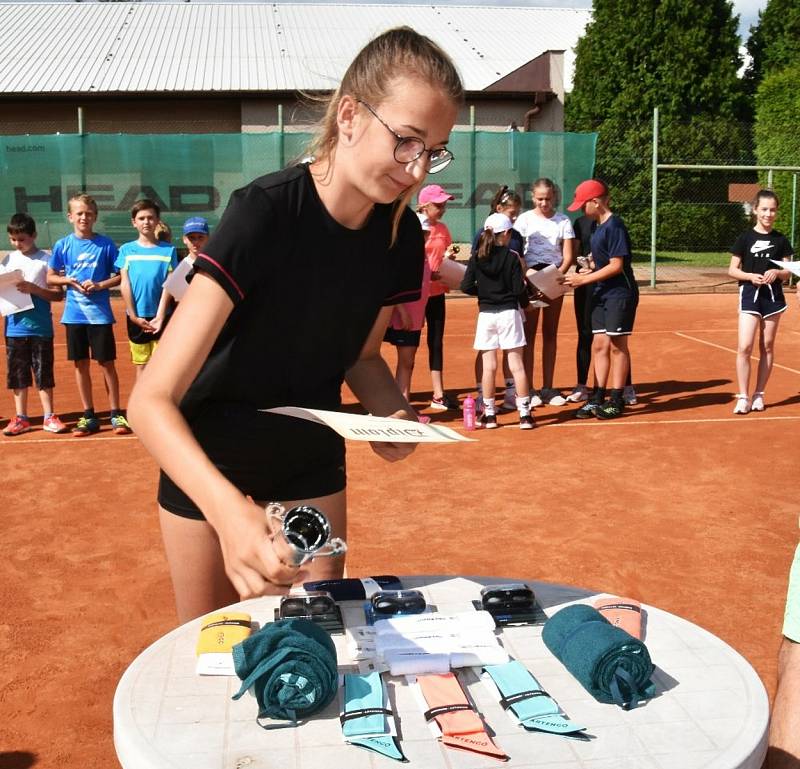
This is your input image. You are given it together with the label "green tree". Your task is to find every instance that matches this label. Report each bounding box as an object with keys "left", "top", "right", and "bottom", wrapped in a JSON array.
[
  {"left": 754, "top": 64, "right": 800, "bottom": 235},
  {"left": 744, "top": 0, "right": 800, "bottom": 95},
  {"left": 566, "top": 0, "right": 748, "bottom": 250}
]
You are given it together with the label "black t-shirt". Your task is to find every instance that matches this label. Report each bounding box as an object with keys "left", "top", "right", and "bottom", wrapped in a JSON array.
[
  {"left": 181, "top": 164, "right": 424, "bottom": 418},
  {"left": 731, "top": 228, "right": 793, "bottom": 281}
]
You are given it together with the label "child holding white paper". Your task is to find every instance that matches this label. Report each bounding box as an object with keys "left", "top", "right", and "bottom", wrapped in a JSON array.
[
  {"left": 514, "top": 178, "right": 574, "bottom": 407},
  {"left": 2, "top": 213, "right": 67, "bottom": 436},
  {"left": 461, "top": 213, "right": 532, "bottom": 429},
  {"left": 728, "top": 189, "right": 793, "bottom": 414}
]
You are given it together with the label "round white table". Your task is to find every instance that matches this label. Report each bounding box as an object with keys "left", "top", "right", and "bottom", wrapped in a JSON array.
[{"left": 114, "top": 575, "right": 768, "bottom": 769}]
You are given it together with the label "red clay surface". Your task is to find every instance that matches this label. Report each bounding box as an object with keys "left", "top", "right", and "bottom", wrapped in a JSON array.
[{"left": 2, "top": 293, "right": 799, "bottom": 768}]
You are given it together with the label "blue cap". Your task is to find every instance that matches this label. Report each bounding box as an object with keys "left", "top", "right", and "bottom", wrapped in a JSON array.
[{"left": 182, "top": 216, "right": 209, "bottom": 235}]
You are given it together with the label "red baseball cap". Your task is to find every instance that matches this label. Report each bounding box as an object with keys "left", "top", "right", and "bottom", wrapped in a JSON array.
[
  {"left": 419, "top": 184, "right": 454, "bottom": 205},
  {"left": 567, "top": 179, "right": 608, "bottom": 212}
]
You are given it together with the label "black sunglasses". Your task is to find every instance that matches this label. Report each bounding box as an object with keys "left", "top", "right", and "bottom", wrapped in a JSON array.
[
  {"left": 279, "top": 591, "right": 337, "bottom": 619},
  {"left": 370, "top": 589, "right": 427, "bottom": 616},
  {"left": 480, "top": 584, "right": 535, "bottom": 612}
]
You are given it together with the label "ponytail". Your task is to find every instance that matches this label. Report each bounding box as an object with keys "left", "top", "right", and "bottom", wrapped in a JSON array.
[{"left": 476, "top": 229, "right": 496, "bottom": 260}]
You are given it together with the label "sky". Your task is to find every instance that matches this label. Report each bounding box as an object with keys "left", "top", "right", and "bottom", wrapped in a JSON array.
[
  {"left": 47, "top": 0, "right": 772, "bottom": 41},
  {"left": 398, "top": 0, "right": 768, "bottom": 40}
]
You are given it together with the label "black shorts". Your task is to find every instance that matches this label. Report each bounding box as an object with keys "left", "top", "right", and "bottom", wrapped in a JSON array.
[
  {"left": 65, "top": 323, "right": 117, "bottom": 362},
  {"left": 384, "top": 326, "right": 421, "bottom": 347},
  {"left": 591, "top": 290, "right": 638, "bottom": 336},
  {"left": 158, "top": 403, "right": 347, "bottom": 520},
  {"left": 739, "top": 282, "right": 787, "bottom": 318},
  {"left": 5, "top": 336, "right": 55, "bottom": 390},
  {"left": 126, "top": 314, "right": 163, "bottom": 344}
]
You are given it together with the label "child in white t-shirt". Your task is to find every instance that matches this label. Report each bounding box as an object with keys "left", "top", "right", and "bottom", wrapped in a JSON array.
[
  {"left": 514, "top": 177, "right": 574, "bottom": 406},
  {"left": 2, "top": 213, "right": 67, "bottom": 436}
]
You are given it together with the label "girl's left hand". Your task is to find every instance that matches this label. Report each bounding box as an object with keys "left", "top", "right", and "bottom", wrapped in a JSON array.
[
  {"left": 369, "top": 408, "right": 419, "bottom": 462},
  {"left": 762, "top": 269, "right": 780, "bottom": 284}
]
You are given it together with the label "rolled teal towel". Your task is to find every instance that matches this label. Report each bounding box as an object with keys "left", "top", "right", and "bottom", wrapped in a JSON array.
[
  {"left": 542, "top": 604, "right": 656, "bottom": 709},
  {"left": 232, "top": 618, "right": 338, "bottom": 721}
]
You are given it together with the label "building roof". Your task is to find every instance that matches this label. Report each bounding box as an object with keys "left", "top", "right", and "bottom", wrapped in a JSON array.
[{"left": 0, "top": 2, "right": 589, "bottom": 95}]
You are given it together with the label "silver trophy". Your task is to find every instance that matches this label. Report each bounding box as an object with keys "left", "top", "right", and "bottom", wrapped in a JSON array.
[{"left": 265, "top": 502, "right": 347, "bottom": 566}]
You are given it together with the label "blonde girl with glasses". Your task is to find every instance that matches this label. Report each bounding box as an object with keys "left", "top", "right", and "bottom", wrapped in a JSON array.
[{"left": 128, "top": 27, "right": 463, "bottom": 623}]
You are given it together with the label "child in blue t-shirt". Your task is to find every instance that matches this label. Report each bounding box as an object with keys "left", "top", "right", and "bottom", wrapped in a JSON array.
[
  {"left": 116, "top": 199, "right": 178, "bottom": 378},
  {"left": 1, "top": 213, "right": 68, "bottom": 436},
  {"left": 47, "top": 193, "right": 130, "bottom": 436}
]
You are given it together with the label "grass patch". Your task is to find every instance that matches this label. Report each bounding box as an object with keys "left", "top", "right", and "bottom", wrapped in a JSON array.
[{"left": 632, "top": 250, "right": 730, "bottom": 267}]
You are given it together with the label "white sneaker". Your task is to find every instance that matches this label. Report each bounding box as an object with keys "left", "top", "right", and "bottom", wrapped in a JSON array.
[
  {"left": 733, "top": 394, "right": 750, "bottom": 415},
  {"left": 565, "top": 385, "right": 589, "bottom": 403},
  {"left": 540, "top": 388, "right": 567, "bottom": 406},
  {"left": 750, "top": 392, "right": 765, "bottom": 412},
  {"left": 530, "top": 390, "right": 543, "bottom": 408},
  {"left": 623, "top": 385, "right": 638, "bottom": 406}
]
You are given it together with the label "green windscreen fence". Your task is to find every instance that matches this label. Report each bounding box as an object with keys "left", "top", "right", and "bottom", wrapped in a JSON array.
[{"left": 0, "top": 131, "right": 596, "bottom": 248}]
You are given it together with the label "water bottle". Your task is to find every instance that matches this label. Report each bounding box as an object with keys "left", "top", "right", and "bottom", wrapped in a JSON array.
[{"left": 463, "top": 395, "right": 476, "bottom": 430}]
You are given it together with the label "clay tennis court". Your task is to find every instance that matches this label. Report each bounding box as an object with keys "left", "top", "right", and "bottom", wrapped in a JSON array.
[{"left": 2, "top": 291, "right": 798, "bottom": 768}]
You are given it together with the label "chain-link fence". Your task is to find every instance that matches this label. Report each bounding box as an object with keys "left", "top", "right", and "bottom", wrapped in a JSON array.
[
  {"left": 592, "top": 114, "right": 800, "bottom": 279},
  {"left": 0, "top": 130, "right": 597, "bottom": 248}
]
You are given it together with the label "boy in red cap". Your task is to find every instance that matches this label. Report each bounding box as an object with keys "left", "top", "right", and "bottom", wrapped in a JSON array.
[{"left": 564, "top": 179, "right": 638, "bottom": 419}]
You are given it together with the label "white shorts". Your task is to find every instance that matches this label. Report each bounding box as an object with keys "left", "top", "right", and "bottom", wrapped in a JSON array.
[{"left": 473, "top": 308, "right": 526, "bottom": 351}]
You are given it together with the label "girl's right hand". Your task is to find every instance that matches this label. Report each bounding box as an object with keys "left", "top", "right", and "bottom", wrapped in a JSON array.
[
  {"left": 750, "top": 273, "right": 765, "bottom": 286},
  {"left": 214, "top": 496, "right": 300, "bottom": 597}
]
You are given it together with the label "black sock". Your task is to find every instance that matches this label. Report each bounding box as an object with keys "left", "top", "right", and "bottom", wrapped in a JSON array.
[
  {"left": 592, "top": 387, "right": 605, "bottom": 403},
  {"left": 110, "top": 409, "right": 122, "bottom": 418},
  {"left": 610, "top": 388, "right": 624, "bottom": 404},
  {"left": 84, "top": 408, "right": 96, "bottom": 419}
]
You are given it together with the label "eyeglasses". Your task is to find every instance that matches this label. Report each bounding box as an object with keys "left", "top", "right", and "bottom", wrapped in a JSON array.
[
  {"left": 370, "top": 589, "right": 427, "bottom": 616},
  {"left": 357, "top": 99, "right": 454, "bottom": 174}
]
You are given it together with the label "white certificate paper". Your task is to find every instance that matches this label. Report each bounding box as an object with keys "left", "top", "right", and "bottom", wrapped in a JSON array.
[
  {"left": 162, "top": 257, "right": 194, "bottom": 301},
  {"left": 264, "top": 407, "right": 475, "bottom": 443},
  {"left": 526, "top": 264, "right": 567, "bottom": 300},
  {"left": 438, "top": 258, "right": 467, "bottom": 290},
  {"left": 0, "top": 269, "right": 34, "bottom": 316},
  {"left": 770, "top": 259, "right": 800, "bottom": 277}
]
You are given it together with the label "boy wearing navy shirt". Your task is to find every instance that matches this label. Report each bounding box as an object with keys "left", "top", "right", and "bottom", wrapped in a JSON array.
[
  {"left": 47, "top": 193, "right": 130, "bottom": 435},
  {"left": 116, "top": 199, "right": 178, "bottom": 378},
  {"left": 564, "top": 179, "right": 639, "bottom": 419}
]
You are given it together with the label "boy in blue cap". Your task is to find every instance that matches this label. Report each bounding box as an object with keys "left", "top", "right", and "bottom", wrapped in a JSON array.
[{"left": 182, "top": 216, "right": 209, "bottom": 260}]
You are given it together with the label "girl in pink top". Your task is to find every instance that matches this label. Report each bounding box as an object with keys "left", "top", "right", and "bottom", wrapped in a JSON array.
[
  {"left": 384, "top": 215, "right": 433, "bottom": 422},
  {"left": 418, "top": 184, "right": 459, "bottom": 410}
]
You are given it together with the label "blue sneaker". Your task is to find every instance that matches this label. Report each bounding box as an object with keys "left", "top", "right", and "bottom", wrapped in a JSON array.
[{"left": 574, "top": 400, "right": 601, "bottom": 419}]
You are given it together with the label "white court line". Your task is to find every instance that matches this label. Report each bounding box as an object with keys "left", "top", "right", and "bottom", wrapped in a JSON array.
[
  {"left": 674, "top": 332, "right": 800, "bottom": 375},
  {"left": 5, "top": 435, "right": 138, "bottom": 446},
  {"left": 548, "top": 415, "right": 800, "bottom": 427}
]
